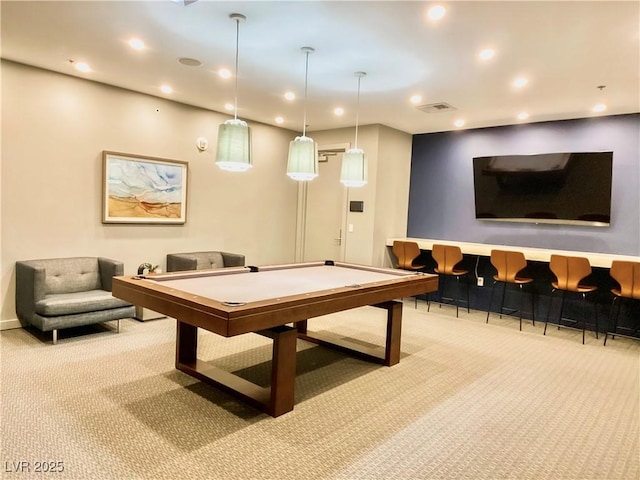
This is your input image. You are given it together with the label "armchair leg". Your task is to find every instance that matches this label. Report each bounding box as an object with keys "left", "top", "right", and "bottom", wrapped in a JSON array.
[
  {"left": 116, "top": 319, "right": 121, "bottom": 333},
  {"left": 52, "top": 329, "right": 58, "bottom": 345}
]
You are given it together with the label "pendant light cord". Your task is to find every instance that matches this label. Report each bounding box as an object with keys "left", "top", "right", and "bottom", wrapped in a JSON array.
[
  {"left": 352, "top": 72, "right": 366, "bottom": 150},
  {"left": 354, "top": 74, "right": 361, "bottom": 149},
  {"left": 302, "top": 50, "right": 310, "bottom": 137},
  {"left": 233, "top": 17, "right": 240, "bottom": 121}
]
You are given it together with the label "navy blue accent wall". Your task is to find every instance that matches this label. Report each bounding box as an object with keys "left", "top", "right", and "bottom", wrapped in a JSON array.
[{"left": 408, "top": 114, "right": 640, "bottom": 255}]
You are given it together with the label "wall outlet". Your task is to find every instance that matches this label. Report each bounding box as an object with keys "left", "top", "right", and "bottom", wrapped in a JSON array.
[{"left": 477, "top": 277, "right": 484, "bottom": 287}]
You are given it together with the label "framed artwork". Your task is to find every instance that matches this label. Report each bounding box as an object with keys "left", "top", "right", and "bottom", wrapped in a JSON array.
[{"left": 102, "top": 151, "right": 188, "bottom": 224}]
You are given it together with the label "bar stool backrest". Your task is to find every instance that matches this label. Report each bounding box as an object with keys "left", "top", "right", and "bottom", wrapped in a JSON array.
[
  {"left": 490, "top": 250, "right": 527, "bottom": 283},
  {"left": 549, "top": 254, "right": 592, "bottom": 291},
  {"left": 392, "top": 241, "right": 406, "bottom": 268},
  {"left": 392, "top": 241, "right": 422, "bottom": 270},
  {"left": 610, "top": 260, "right": 640, "bottom": 300},
  {"left": 432, "top": 244, "right": 463, "bottom": 275}
]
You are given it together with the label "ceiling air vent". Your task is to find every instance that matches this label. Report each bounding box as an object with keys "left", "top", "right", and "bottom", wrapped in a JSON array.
[{"left": 416, "top": 102, "right": 456, "bottom": 113}]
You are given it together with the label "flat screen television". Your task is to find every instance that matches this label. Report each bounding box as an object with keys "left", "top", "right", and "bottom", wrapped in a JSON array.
[{"left": 473, "top": 152, "right": 613, "bottom": 226}]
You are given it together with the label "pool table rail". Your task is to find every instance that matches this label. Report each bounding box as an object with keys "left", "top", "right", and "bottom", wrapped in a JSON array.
[{"left": 113, "top": 264, "right": 437, "bottom": 337}]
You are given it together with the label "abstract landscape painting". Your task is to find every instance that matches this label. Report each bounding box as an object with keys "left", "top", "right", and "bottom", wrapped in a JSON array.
[{"left": 102, "top": 152, "right": 188, "bottom": 224}]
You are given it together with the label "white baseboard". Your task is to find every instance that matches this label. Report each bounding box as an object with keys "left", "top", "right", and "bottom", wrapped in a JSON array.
[{"left": 0, "top": 318, "right": 22, "bottom": 330}]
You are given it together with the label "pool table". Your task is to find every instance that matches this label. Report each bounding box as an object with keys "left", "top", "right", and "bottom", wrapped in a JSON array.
[{"left": 112, "top": 260, "right": 438, "bottom": 416}]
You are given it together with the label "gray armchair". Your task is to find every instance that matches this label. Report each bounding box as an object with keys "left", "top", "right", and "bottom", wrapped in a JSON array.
[
  {"left": 166, "top": 251, "right": 245, "bottom": 272},
  {"left": 15, "top": 257, "right": 134, "bottom": 344}
]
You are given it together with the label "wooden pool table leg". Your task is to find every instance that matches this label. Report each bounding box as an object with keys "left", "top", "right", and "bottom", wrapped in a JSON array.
[
  {"left": 383, "top": 300, "right": 403, "bottom": 366},
  {"left": 176, "top": 320, "right": 198, "bottom": 366},
  {"left": 265, "top": 325, "right": 298, "bottom": 417},
  {"left": 176, "top": 321, "right": 297, "bottom": 417},
  {"left": 295, "top": 319, "right": 308, "bottom": 334}
]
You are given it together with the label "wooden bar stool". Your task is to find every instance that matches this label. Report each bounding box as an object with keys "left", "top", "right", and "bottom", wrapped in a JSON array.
[
  {"left": 604, "top": 260, "right": 640, "bottom": 345},
  {"left": 486, "top": 250, "right": 535, "bottom": 330},
  {"left": 392, "top": 240, "right": 427, "bottom": 306},
  {"left": 428, "top": 244, "right": 469, "bottom": 317},
  {"left": 392, "top": 240, "right": 426, "bottom": 272},
  {"left": 544, "top": 254, "right": 598, "bottom": 344}
]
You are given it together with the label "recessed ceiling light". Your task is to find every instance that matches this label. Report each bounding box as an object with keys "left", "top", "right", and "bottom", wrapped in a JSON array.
[
  {"left": 517, "top": 112, "right": 529, "bottom": 120},
  {"left": 454, "top": 119, "right": 465, "bottom": 128},
  {"left": 334, "top": 107, "right": 344, "bottom": 116},
  {"left": 513, "top": 77, "right": 529, "bottom": 88},
  {"left": 275, "top": 116, "right": 284, "bottom": 124},
  {"left": 218, "top": 68, "right": 232, "bottom": 79},
  {"left": 479, "top": 49, "right": 496, "bottom": 61},
  {"left": 178, "top": 57, "right": 202, "bottom": 67},
  {"left": 160, "top": 85, "right": 173, "bottom": 94},
  {"left": 224, "top": 103, "right": 234, "bottom": 111},
  {"left": 427, "top": 5, "right": 446, "bottom": 21},
  {"left": 592, "top": 103, "right": 607, "bottom": 113},
  {"left": 128, "top": 38, "right": 145, "bottom": 51},
  {"left": 410, "top": 94, "right": 422, "bottom": 105},
  {"left": 284, "top": 91, "right": 295, "bottom": 101},
  {"left": 74, "top": 62, "right": 91, "bottom": 73}
]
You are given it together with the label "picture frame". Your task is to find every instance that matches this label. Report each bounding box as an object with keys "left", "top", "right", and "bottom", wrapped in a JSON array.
[{"left": 102, "top": 151, "right": 188, "bottom": 224}]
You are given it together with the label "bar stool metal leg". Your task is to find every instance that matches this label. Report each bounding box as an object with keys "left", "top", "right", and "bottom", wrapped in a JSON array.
[
  {"left": 486, "top": 280, "right": 497, "bottom": 323},
  {"left": 498, "top": 282, "right": 507, "bottom": 319},
  {"left": 518, "top": 284, "right": 525, "bottom": 331},
  {"left": 605, "top": 296, "right": 621, "bottom": 345},
  {"left": 544, "top": 289, "right": 558, "bottom": 336}
]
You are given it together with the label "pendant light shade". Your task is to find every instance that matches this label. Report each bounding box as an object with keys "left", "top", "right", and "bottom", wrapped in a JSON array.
[
  {"left": 216, "top": 118, "right": 251, "bottom": 171},
  {"left": 340, "top": 71, "right": 367, "bottom": 187},
  {"left": 216, "top": 13, "right": 252, "bottom": 172},
  {"left": 287, "top": 135, "right": 318, "bottom": 181},
  {"left": 287, "top": 47, "right": 318, "bottom": 181},
  {"left": 340, "top": 148, "right": 367, "bottom": 187}
]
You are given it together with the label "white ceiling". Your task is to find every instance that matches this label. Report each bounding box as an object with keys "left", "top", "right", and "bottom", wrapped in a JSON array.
[{"left": 2, "top": 1, "right": 639, "bottom": 135}]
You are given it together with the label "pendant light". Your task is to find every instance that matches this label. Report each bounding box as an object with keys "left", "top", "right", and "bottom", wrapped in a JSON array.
[
  {"left": 286, "top": 47, "right": 318, "bottom": 181},
  {"left": 340, "top": 71, "right": 367, "bottom": 187},
  {"left": 592, "top": 85, "right": 608, "bottom": 113},
  {"left": 216, "top": 13, "right": 252, "bottom": 172}
]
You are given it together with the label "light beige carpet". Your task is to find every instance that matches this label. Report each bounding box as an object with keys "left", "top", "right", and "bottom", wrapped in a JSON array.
[{"left": 1, "top": 301, "right": 638, "bottom": 479}]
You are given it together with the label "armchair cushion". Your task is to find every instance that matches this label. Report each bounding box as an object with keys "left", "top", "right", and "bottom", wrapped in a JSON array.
[
  {"left": 195, "top": 252, "right": 225, "bottom": 269},
  {"left": 42, "top": 257, "right": 103, "bottom": 294},
  {"left": 35, "top": 290, "right": 132, "bottom": 317},
  {"left": 166, "top": 251, "right": 245, "bottom": 272}
]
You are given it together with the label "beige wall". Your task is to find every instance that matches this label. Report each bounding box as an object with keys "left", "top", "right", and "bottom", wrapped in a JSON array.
[
  {"left": 0, "top": 61, "right": 299, "bottom": 327},
  {"left": 310, "top": 124, "right": 413, "bottom": 267},
  {"left": 374, "top": 125, "right": 414, "bottom": 267},
  {"left": 1, "top": 61, "right": 414, "bottom": 329}
]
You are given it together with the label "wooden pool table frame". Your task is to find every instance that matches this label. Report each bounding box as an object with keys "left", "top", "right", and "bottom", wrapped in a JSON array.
[{"left": 112, "top": 261, "right": 438, "bottom": 417}]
